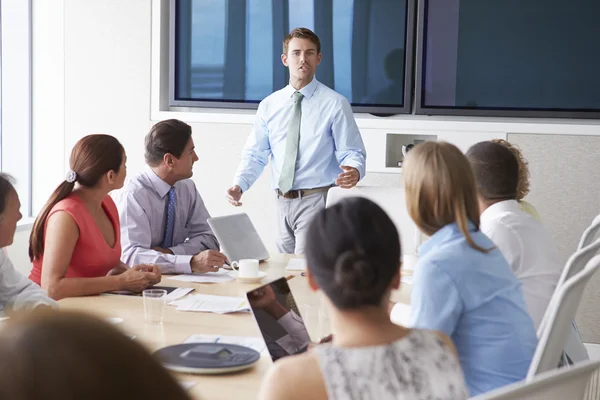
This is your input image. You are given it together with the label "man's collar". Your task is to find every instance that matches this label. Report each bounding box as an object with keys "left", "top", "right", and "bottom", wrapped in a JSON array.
[
  {"left": 144, "top": 166, "right": 171, "bottom": 198},
  {"left": 481, "top": 199, "right": 520, "bottom": 223},
  {"left": 284, "top": 77, "right": 319, "bottom": 100}
]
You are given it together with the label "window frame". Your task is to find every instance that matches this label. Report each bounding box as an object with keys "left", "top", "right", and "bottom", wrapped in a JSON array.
[{"left": 0, "top": 0, "right": 33, "bottom": 224}]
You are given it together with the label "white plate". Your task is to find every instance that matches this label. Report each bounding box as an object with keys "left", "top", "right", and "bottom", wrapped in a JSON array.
[{"left": 227, "top": 271, "right": 267, "bottom": 283}]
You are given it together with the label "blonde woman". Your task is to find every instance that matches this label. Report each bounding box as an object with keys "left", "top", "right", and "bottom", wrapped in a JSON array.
[
  {"left": 403, "top": 142, "right": 537, "bottom": 397},
  {"left": 490, "top": 139, "right": 541, "bottom": 221}
]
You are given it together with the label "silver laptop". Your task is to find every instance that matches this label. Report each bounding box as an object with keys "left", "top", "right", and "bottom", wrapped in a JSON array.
[{"left": 207, "top": 213, "right": 269, "bottom": 262}]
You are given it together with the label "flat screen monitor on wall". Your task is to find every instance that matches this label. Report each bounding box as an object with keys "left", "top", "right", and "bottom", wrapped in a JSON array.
[
  {"left": 415, "top": 0, "right": 600, "bottom": 119},
  {"left": 170, "top": 0, "right": 415, "bottom": 114}
]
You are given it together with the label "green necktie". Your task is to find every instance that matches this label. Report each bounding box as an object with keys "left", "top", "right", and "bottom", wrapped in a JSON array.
[{"left": 278, "top": 91, "right": 304, "bottom": 194}]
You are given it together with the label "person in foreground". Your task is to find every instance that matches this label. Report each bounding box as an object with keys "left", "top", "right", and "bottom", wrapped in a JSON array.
[
  {"left": 0, "top": 310, "right": 192, "bottom": 400},
  {"left": 490, "top": 139, "right": 541, "bottom": 221},
  {"left": 404, "top": 141, "right": 538, "bottom": 396},
  {"left": 258, "top": 197, "right": 468, "bottom": 400},
  {"left": 467, "top": 141, "right": 562, "bottom": 329},
  {"left": 116, "top": 119, "right": 226, "bottom": 274},
  {"left": 0, "top": 174, "right": 57, "bottom": 314},
  {"left": 227, "top": 27, "right": 366, "bottom": 254},
  {"left": 28, "top": 135, "right": 161, "bottom": 300}
]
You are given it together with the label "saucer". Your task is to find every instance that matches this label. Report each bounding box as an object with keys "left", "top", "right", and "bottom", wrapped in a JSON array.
[{"left": 228, "top": 271, "right": 267, "bottom": 283}]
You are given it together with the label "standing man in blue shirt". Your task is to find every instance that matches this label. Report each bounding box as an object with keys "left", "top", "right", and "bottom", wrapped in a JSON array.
[{"left": 226, "top": 28, "right": 367, "bottom": 254}]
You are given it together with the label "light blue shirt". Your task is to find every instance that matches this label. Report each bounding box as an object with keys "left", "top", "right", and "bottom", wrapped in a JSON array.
[
  {"left": 114, "top": 168, "right": 219, "bottom": 274},
  {"left": 410, "top": 222, "right": 537, "bottom": 397},
  {"left": 233, "top": 78, "right": 366, "bottom": 192}
]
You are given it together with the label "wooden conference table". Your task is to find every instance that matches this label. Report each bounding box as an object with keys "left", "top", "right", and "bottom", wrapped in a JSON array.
[{"left": 58, "top": 254, "right": 412, "bottom": 400}]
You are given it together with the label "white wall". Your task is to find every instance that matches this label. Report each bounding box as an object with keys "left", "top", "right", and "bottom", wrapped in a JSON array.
[{"left": 9, "top": 1, "right": 600, "bottom": 300}]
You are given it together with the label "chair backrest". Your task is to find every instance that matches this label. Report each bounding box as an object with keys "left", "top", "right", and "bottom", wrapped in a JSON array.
[
  {"left": 578, "top": 214, "right": 600, "bottom": 250},
  {"left": 557, "top": 237, "right": 600, "bottom": 292},
  {"left": 528, "top": 254, "right": 600, "bottom": 379},
  {"left": 326, "top": 186, "right": 423, "bottom": 255},
  {"left": 471, "top": 359, "right": 600, "bottom": 400},
  {"left": 536, "top": 236, "right": 600, "bottom": 336}
]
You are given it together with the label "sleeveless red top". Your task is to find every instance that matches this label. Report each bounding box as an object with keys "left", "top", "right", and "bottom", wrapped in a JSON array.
[{"left": 29, "top": 194, "right": 122, "bottom": 285}]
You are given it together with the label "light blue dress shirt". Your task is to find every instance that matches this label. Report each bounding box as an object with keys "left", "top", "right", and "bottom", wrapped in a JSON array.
[
  {"left": 114, "top": 168, "right": 219, "bottom": 274},
  {"left": 410, "top": 222, "right": 537, "bottom": 397},
  {"left": 233, "top": 78, "right": 366, "bottom": 192}
]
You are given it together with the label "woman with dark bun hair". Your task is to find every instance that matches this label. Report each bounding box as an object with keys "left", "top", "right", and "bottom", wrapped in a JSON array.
[{"left": 258, "top": 197, "right": 467, "bottom": 400}]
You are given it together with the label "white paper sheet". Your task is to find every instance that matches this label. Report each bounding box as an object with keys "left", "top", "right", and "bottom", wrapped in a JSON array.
[
  {"left": 184, "top": 334, "right": 267, "bottom": 354},
  {"left": 167, "top": 270, "right": 235, "bottom": 284},
  {"left": 285, "top": 258, "right": 307, "bottom": 271},
  {"left": 170, "top": 294, "right": 250, "bottom": 314},
  {"left": 163, "top": 287, "right": 194, "bottom": 303}
]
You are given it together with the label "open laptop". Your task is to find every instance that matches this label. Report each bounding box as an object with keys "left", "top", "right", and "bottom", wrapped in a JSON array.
[
  {"left": 207, "top": 213, "right": 269, "bottom": 263},
  {"left": 246, "top": 277, "right": 312, "bottom": 361}
]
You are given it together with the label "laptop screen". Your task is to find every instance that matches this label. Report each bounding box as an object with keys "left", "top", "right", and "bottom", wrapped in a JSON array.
[{"left": 247, "top": 277, "right": 312, "bottom": 361}]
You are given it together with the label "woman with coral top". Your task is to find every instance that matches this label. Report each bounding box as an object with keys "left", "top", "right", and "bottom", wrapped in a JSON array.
[{"left": 28, "top": 134, "right": 161, "bottom": 300}]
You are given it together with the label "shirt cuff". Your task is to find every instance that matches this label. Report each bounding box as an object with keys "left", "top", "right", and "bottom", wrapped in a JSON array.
[
  {"left": 233, "top": 178, "right": 248, "bottom": 193},
  {"left": 340, "top": 160, "right": 365, "bottom": 179},
  {"left": 173, "top": 255, "right": 193, "bottom": 274}
]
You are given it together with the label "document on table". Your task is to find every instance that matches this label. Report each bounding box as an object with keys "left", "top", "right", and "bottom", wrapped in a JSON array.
[
  {"left": 184, "top": 334, "right": 267, "bottom": 354},
  {"left": 167, "top": 269, "right": 235, "bottom": 283},
  {"left": 285, "top": 258, "right": 306, "bottom": 271},
  {"left": 170, "top": 294, "right": 250, "bottom": 314},
  {"left": 163, "top": 287, "right": 194, "bottom": 303}
]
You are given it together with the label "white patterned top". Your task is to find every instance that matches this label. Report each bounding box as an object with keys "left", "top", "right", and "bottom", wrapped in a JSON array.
[{"left": 313, "top": 329, "right": 468, "bottom": 400}]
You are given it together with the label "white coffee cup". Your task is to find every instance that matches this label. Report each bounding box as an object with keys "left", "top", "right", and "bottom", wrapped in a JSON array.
[{"left": 231, "top": 259, "right": 260, "bottom": 278}]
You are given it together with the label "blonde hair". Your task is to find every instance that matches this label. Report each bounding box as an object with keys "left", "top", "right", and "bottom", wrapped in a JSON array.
[
  {"left": 403, "top": 141, "right": 490, "bottom": 253},
  {"left": 491, "top": 139, "right": 530, "bottom": 200}
]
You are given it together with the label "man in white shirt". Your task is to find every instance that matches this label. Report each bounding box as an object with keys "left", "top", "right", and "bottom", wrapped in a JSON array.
[
  {"left": 0, "top": 174, "right": 57, "bottom": 314},
  {"left": 467, "top": 141, "right": 562, "bottom": 329}
]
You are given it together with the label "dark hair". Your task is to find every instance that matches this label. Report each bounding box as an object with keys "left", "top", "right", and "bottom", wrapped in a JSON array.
[
  {"left": 0, "top": 311, "right": 192, "bottom": 400},
  {"left": 305, "top": 197, "right": 401, "bottom": 310},
  {"left": 29, "top": 134, "right": 124, "bottom": 261},
  {"left": 145, "top": 119, "right": 192, "bottom": 166},
  {"left": 491, "top": 139, "right": 531, "bottom": 200},
  {"left": 0, "top": 174, "right": 16, "bottom": 215},
  {"left": 467, "top": 141, "right": 519, "bottom": 202},
  {"left": 283, "top": 27, "right": 321, "bottom": 54}
]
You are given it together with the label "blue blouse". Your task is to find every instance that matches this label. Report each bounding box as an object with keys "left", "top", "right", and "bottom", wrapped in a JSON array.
[{"left": 410, "top": 222, "right": 537, "bottom": 396}]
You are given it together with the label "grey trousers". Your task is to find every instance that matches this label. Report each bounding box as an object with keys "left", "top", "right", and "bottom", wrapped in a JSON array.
[{"left": 275, "top": 191, "right": 328, "bottom": 254}]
